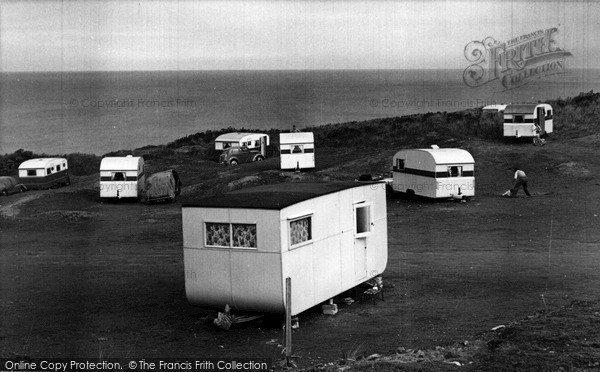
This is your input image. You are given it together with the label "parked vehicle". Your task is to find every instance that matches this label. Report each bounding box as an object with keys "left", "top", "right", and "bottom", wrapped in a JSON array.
[
  {"left": 18, "top": 158, "right": 70, "bottom": 189},
  {"left": 219, "top": 146, "right": 264, "bottom": 165},
  {"left": 357, "top": 172, "right": 393, "bottom": 197},
  {"left": 99, "top": 155, "right": 145, "bottom": 199},
  {"left": 0, "top": 176, "right": 27, "bottom": 196},
  {"left": 143, "top": 170, "right": 182, "bottom": 203}
]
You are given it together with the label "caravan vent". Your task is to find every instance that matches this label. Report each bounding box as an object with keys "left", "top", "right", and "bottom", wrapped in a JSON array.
[
  {"left": 430, "top": 145, "right": 440, "bottom": 149},
  {"left": 126, "top": 155, "right": 133, "bottom": 157}
]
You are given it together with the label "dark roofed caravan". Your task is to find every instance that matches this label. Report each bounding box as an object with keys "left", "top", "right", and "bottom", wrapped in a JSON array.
[{"left": 182, "top": 181, "right": 388, "bottom": 316}]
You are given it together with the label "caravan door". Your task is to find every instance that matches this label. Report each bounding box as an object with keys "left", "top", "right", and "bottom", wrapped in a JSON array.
[
  {"left": 353, "top": 238, "right": 367, "bottom": 281},
  {"left": 353, "top": 202, "right": 372, "bottom": 281},
  {"left": 110, "top": 171, "right": 127, "bottom": 198},
  {"left": 537, "top": 107, "right": 546, "bottom": 134}
]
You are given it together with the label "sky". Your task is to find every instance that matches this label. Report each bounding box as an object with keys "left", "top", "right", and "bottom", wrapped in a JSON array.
[{"left": 0, "top": 0, "right": 598, "bottom": 72}]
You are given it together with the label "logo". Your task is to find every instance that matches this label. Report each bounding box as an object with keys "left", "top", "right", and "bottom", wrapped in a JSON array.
[{"left": 463, "top": 27, "right": 572, "bottom": 90}]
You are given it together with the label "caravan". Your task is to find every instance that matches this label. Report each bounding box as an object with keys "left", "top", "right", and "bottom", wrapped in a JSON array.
[
  {"left": 182, "top": 181, "right": 387, "bottom": 316},
  {"left": 503, "top": 103, "right": 553, "bottom": 138},
  {"left": 279, "top": 132, "right": 315, "bottom": 170},
  {"left": 99, "top": 155, "right": 145, "bottom": 199},
  {"left": 392, "top": 147, "right": 475, "bottom": 199},
  {"left": 214, "top": 132, "right": 270, "bottom": 150},
  {"left": 18, "top": 158, "right": 70, "bottom": 189}
]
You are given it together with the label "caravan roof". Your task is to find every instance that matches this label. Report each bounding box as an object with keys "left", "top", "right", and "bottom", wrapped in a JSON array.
[
  {"left": 215, "top": 132, "right": 266, "bottom": 142},
  {"left": 184, "top": 181, "right": 375, "bottom": 210},
  {"left": 504, "top": 104, "right": 545, "bottom": 114},
  {"left": 100, "top": 156, "right": 142, "bottom": 171},
  {"left": 394, "top": 148, "right": 474, "bottom": 165},
  {"left": 19, "top": 158, "right": 66, "bottom": 169},
  {"left": 482, "top": 104, "right": 508, "bottom": 112},
  {"left": 280, "top": 132, "right": 314, "bottom": 144}
]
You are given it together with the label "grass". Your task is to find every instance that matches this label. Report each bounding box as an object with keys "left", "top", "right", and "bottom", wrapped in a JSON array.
[{"left": 1, "top": 91, "right": 598, "bottom": 177}]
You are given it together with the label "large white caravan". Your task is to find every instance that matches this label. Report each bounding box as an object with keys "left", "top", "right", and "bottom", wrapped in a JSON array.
[
  {"left": 99, "top": 155, "right": 145, "bottom": 199},
  {"left": 392, "top": 147, "right": 475, "bottom": 199},
  {"left": 279, "top": 132, "right": 315, "bottom": 170},
  {"left": 503, "top": 103, "right": 553, "bottom": 138},
  {"left": 182, "top": 182, "right": 388, "bottom": 316}
]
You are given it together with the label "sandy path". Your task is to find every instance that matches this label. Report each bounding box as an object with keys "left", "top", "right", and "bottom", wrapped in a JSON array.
[{"left": 0, "top": 193, "right": 44, "bottom": 217}]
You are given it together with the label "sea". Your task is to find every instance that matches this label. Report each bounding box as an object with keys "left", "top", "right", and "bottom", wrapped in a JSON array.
[{"left": 1, "top": 69, "right": 599, "bottom": 155}]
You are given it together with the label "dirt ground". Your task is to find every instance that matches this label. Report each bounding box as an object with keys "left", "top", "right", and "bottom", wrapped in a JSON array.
[{"left": 1, "top": 135, "right": 600, "bottom": 369}]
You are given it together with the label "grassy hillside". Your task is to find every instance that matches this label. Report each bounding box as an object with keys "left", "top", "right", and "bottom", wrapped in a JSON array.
[{"left": 1, "top": 90, "right": 598, "bottom": 177}]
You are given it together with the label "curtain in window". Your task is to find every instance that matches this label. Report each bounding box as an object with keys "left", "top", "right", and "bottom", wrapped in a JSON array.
[
  {"left": 290, "top": 217, "right": 311, "bottom": 245},
  {"left": 206, "top": 223, "right": 230, "bottom": 246},
  {"left": 232, "top": 224, "right": 257, "bottom": 248}
]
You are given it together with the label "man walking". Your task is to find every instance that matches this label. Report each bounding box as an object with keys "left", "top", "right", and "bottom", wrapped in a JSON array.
[{"left": 511, "top": 168, "right": 531, "bottom": 197}]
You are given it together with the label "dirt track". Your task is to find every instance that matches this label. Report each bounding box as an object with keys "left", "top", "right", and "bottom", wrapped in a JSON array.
[{"left": 1, "top": 137, "right": 600, "bottom": 368}]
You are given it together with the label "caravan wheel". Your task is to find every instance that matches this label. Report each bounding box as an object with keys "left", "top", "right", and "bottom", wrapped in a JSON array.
[{"left": 230, "top": 159, "right": 239, "bottom": 166}]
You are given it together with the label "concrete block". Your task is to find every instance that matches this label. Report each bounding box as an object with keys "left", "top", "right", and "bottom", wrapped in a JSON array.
[{"left": 322, "top": 303, "right": 338, "bottom": 315}]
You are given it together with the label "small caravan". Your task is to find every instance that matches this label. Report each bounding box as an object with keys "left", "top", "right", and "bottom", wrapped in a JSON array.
[
  {"left": 18, "top": 158, "right": 70, "bottom": 189},
  {"left": 99, "top": 155, "right": 145, "bottom": 199},
  {"left": 182, "top": 181, "right": 388, "bottom": 316},
  {"left": 214, "top": 132, "right": 270, "bottom": 151},
  {"left": 279, "top": 132, "right": 315, "bottom": 170},
  {"left": 392, "top": 147, "right": 475, "bottom": 199},
  {"left": 503, "top": 103, "right": 553, "bottom": 138}
]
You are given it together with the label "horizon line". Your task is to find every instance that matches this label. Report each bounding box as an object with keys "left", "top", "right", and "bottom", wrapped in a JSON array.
[{"left": 1, "top": 67, "right": 598, "bottom": 74}]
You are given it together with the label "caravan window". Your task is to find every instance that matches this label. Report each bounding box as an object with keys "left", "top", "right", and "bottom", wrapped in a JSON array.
[
  {"left": 395, "top": 159, "right": 405, "bottom": 171},
  {"left": 232, "top": 224, "right": 257, "bottom": 248},
  {"left": 546, "top": 109, "right": 552, "bottom": 118},
  {"left": 56, "top": 165, "right": 61, "bottom": 171},
  {"left": 112, "top": 172, "right": 125, "bottom": 181},
  {"left": 448, "top": 166, "right": 462, "bottom": 177},
  {"left": 205, "top": 223, "right": 231, "bottom": 247},
  {"left": 514, "top": 115, "right": 524, "bottom": 123},
  {"left": 46, "top": 168, "right": 52, "bottom": 175},
  {"left": 27, "top": 170, "right": 36, "bottom": 176},
  {"left": 205, "top": 222, "right": 257, "bottom": 249},
  {"left": 289, "top": 216, "right": 312, "bottom": 247},
  {"left": 292, "top": 145, "right": 304, "bottom": 153},
  {"left": 355, "top": 204, "right": 372, "bottom": 238}
]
